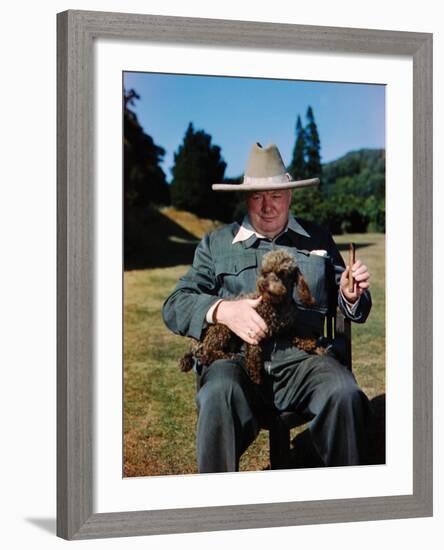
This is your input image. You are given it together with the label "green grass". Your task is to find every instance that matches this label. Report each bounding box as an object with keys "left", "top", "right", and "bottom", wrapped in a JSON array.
[
  {"left": 124, "top": 233, "right": 385, "bottom": 476},
  {"left": 334, "top": 233, "right": 386, "bottom": 397}
]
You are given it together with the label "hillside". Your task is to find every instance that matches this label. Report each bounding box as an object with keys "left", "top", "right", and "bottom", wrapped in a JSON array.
[
  {"left": 124, "top": 205, "right": 221, "bottom": 270},
  {"left": 322, "top": 148, "right": 385, "bottom": 192}
]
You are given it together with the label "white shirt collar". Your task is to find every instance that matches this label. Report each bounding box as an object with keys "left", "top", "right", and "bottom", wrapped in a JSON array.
[
  {"left": 232, "top": 224, "right": 265, "bottom": 244},
  {"left": 232, "top": 215, "right": 285, "bottom": 244},
  {"left": 232, "top": 213, "right": 310, "bottom": 244}
]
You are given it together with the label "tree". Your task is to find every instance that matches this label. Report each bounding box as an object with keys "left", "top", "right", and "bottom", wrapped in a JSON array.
[
  {"left": 124, "top": 88, "right": 170, "bottom": 266},
  {"left": 304, "top": 106, "right": 322, "bottom": 180},
  {"left": 124, "top": 88, "right": 169, "bottom": 209},
  {"left": 288, "top": 115, "right": 307, "bottom": 180},
  {"left": 170, "top": 123, "right": 229, "bottom": 219},
  {"left": 291, "top": 148, "right": 385, "bottom": 234}
]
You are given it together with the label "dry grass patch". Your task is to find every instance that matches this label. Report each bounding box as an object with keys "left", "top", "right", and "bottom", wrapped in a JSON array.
[{"left": 160, "top": 207, "right": 222, "bottom": 238}]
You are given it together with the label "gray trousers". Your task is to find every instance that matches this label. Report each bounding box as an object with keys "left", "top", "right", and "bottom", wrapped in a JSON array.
[{"left": 195, "top": 345, "right": 370, "bottom": 473}]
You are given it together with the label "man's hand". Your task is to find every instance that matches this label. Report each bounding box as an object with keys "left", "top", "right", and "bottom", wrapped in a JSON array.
[
  {"left": 340, "top": 259, "right": 370, "bottom": 304},
  {"left": 214, "top": 297, "right": 268, "bottom": 345}
]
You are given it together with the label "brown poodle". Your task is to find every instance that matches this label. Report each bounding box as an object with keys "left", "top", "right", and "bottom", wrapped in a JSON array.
[{"left": 179, "top": 249, "right": 326, "bottom": 384}]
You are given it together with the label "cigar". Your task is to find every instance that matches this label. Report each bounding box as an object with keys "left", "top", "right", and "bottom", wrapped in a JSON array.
[{"left": 348, "top": 243, "right": 355, "bottom": 292}]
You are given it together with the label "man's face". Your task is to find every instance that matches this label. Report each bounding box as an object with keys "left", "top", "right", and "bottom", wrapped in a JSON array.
[{"left": 246, "top": 189, "right": 292, "bottom": 239}]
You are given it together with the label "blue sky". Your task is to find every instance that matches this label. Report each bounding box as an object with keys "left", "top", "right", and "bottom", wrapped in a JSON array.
[{"left": 124, "top": 72, "right": 385, "bottom": 181}]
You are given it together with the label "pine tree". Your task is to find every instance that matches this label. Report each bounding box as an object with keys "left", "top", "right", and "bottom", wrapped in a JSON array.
[
  {"left": 289, "top": 115, "right": 307, "bottom": 179},
  {"left": 123, "top": 88, "right": 171, "bottom": 267},
  {"left": 304, "top": 106, "right": 322, "bottom": 179},
  {"left": 123, "top": 88, "right": 169, "bottom": 208},
  {"left": 170, "top": 123, "right": 227, "bottom": 219}
]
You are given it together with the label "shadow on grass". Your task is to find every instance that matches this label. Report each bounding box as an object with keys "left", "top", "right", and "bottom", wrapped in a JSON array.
[
  {"left": 286, "top": 393, "right": 386, "bottom": 469},
  {"left": 125, "top": 206, "right": 201, "bottom": 270}
]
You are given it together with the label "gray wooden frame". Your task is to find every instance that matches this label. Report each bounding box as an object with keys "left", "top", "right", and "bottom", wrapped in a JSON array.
[{"left": 57, "top": 9, "right": 433, "bottom": 540}]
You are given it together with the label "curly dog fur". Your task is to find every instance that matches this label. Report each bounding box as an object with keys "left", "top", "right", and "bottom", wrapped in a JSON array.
[{"left": 179, "top": 250, "right": 326, "bottom": 384}]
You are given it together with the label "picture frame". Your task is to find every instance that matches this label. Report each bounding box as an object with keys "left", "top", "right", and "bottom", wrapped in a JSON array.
[{"left": 57, "top": 9, "right": 433, "bottom": 540}]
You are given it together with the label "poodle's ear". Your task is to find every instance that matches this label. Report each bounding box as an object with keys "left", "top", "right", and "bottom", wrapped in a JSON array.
[{"left": 296, "top": 271, "right": 316, "bottom": 306}]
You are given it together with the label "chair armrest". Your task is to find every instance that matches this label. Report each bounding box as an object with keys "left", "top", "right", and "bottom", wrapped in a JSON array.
[
  {"left": 325, "top": 307, "right": 352, "bottom": 369},
  {"left": 333, "top": 308, "right": 352, "bottom": 369}
]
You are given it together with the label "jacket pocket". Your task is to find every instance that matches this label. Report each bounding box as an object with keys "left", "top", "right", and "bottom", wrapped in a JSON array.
[
  {"left": 215, "top": 252, "right": 258, "bottom": 296},
  {"left": 293, "top": 251, "right": 331, "bottom": 314}
]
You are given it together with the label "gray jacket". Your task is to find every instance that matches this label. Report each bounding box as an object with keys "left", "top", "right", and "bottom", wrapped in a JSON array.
[{"left": 162, "top": 215, "right": 371, "bottom": 341}]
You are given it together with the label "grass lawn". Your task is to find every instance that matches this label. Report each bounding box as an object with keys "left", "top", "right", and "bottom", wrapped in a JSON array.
[{"left": 124, "top": 211, "right": 385, "bottom": 476}]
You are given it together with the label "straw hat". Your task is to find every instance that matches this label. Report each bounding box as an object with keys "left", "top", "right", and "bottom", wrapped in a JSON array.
[{"left": 212, "top": 142, "right": 319, "bottom": 192}]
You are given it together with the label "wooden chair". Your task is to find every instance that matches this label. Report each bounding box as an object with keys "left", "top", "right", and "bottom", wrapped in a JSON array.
[{"left": 260, "top": 307, "right": 352, "bottom": 469}]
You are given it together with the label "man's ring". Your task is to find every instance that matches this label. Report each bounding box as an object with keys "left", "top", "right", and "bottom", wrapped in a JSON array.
[{"left": 248, "top": 329, "right": 255, "bottom": 337}]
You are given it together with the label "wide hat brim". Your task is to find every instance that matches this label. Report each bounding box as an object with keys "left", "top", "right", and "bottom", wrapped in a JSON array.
[{"left": 212, "top": 177, "right": 319, "bottom": 192}]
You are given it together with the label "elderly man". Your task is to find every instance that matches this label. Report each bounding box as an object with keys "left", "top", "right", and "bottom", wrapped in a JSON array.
[{"left": 162, "top": 143, "right": 371, "bottom": 473}]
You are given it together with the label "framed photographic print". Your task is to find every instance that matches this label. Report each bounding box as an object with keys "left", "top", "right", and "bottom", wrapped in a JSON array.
[
  {"left": 57, "top": 9, "right": 432, "bottom": 540},
  {"left": 121, "top": 71, "right": 386, "bottom": 479}
]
